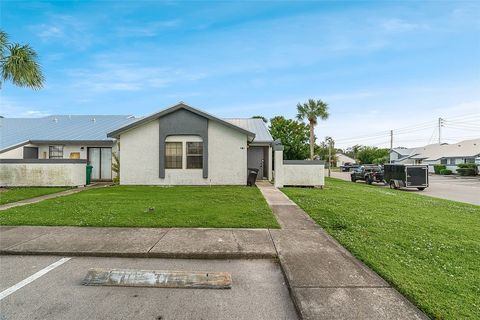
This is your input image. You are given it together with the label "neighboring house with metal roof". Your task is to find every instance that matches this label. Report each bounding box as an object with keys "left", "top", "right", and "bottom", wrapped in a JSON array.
[
  {"left": 107, "top": 102, "right": 273, "bottom": 185},
  {"left": 0, "top": 115, "right": 137, "bottom": 181},
  {"left": 390, "top": 139, "right": 480, "bottom": 172},
  {"left": 1, "top": 102, "right": 274, "bottom": 185}
]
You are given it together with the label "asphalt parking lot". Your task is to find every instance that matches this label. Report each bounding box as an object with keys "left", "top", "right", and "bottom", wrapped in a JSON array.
[
  {"left": 0, "top": 255, "right": 298, "bottom": 320},
  {"left": 331, "top": 171, "right": 480, "bottom": 205}
]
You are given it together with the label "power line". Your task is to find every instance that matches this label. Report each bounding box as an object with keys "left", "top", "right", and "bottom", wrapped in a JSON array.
[{"left": 335, "top": 114, "right": 480, "bottom": 147}]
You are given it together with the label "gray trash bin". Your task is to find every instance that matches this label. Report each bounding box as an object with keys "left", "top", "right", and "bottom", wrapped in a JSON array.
[{"left": 247, "top": 168, "right": 259, "bottom": 186}]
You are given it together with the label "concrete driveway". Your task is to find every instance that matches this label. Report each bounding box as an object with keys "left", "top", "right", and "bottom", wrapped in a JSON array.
[
  {"left": 0, "top": 255, "right": 297, "bottom": 320},
  {"left": 330, "top": 171, "right": 480, "bottom": 205}
]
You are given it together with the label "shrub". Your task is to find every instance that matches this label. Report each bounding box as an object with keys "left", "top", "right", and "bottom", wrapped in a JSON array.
[
  {"left": 439, "top": 169, "right": 452, "bottom": 175},
  {"left": 456, "top": 163, "right": 478, "bottom": 176},
  {"left": 457, "top": 163, "right": 477, "bottom": 169},
  {"left": 456, "top": 168, "right": 477, "bottom": 176},
  {"left": 433, "top": 164, "right": 446, "bottom": 174}
]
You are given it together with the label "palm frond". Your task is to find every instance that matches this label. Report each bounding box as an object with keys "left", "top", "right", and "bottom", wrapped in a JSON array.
[
  {"left": 1, "top": 43, "right": 44, "bottom": 89},
  {"left": 0, "top": 31, "right": 8, "bottom": 60}
]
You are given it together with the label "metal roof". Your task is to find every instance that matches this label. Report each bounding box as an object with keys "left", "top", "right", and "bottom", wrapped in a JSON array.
[
  {"left": 223, "top": 118, "right": 273, "bottom": 143},
  {"left": 107, "top": 102, "right": 256, "bottom": 141},
  {"left": 1, "top": 107, "right": 273, "bottom": 153},
  {"left": 392, "top": 139, "right": 480, "bottom": 161},
  {"left": 0, "top": 115, "right": 136, "bottom": 152}
]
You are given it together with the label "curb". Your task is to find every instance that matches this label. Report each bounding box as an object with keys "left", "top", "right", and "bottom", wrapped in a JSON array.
[{"left": 0, "top": 250, "right": 277, "bottom": 260}]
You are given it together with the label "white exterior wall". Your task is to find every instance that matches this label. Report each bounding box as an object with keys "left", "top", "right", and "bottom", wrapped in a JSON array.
[
  {"left": 267, "top": 146, "right": 273, "bottom": 181},
  {"left": 0, "top": 162, "right": 86, "bottom": 187},
  {"left": 274, "top": 148, "right": 325, "bottom": 188},
  {"left": 282, "top": 164, "right": 325, "bottom": 187},
  {"left": 0, "top": 146, "right": 24, "bottom": 159},
  {"left": 208, "top": 121, "right": 248, "bottom": 184},
  {"left": 119, "top": 119, "right": 248, "bottom": 185},
  {"left": 274, "top": 149, "right": 284, "bottom": 188},
  {"left": 336, "top": 153, "right": 355, "bottom": 167},
  {"left": 1, "top": 143, "right": 117, "bottom": 160},
  {"left": 38, "top": 145, "right": 88, "bottom": 159}
]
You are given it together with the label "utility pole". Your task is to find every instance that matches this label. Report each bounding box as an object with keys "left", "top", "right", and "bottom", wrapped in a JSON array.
[
  {"left": 390, "top": 130, "right": 393, "bottom": 163},
  {"left": 328, "top": 142, "right": 331, "bottom": 177},
  {"left": 438, "top": 117, "right": 443, "bottom": 144}
]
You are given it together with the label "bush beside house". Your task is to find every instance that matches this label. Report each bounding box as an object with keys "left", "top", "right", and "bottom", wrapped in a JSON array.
[
  {"left": 439, "top": 169, "right": 452, "bottom": 175},
  {"left": 433, "top": 164, "right": 446, "bottom": 174},
  {"left": 456, "top": 163, "right": 478, "bottom": 176}
]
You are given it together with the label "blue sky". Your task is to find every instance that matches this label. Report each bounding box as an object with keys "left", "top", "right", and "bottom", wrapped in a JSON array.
[{"left": 1, "top": 0, "right": 479, "bottom": 148}]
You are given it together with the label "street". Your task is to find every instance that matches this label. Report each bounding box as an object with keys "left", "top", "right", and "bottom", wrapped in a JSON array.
[
  {"left": 0, "top": 255, "right": 298, "bottom": 320},
  {"left": 330, "top": 171, "right": 480, "bottom": 205}
]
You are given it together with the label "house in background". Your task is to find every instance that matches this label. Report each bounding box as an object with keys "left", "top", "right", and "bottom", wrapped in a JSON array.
[
  {"left": 1, "top": 102, "right": 274, "bottom": 185},
  {"left": 0, "top": 115, "right": 136, "bottom": 181},
  {"left": 335, "top": 152, "right": 356, "bottom": 167},
  {"left": 390, "top": 139, "right": 480, "bottom": 173},
  {"left": 107, "top": 103, "right": 274, "bottom": 185}
]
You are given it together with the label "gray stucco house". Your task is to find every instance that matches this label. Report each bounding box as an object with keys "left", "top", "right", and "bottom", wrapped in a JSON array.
[
  {"left": 107, "top": 103, "right": 273, "bottom": 185},
  {"left": 0, "top": 102, "right": 274, "bottom": 185}
]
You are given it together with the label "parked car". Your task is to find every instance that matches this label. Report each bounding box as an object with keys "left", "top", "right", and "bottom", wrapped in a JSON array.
[
  {"left": 383, "top": 164, "right": 429, "bottom": 191},
  {"left": 340, "top": 162, "right": 359, "bottom": 172},
  {"left": 350, "top": 165, "right": 384, "bottom": 184}
]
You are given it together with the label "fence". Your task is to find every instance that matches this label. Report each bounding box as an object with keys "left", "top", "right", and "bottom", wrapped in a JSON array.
[
  {"left": 273, "top": 145, "right": 325, "bottom": 188},
  {"left": 0, "top": 159, "right": 87, "bottom": 187}
]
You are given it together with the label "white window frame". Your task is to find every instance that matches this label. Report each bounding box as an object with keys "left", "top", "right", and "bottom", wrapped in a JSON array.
[{"left": 165, "top": 135, "right": 203, "bottom": 170}]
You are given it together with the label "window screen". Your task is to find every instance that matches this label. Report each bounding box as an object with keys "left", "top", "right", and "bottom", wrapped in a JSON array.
[
  {"left": 49, "top": 145, "right": 64, "bottom": 159},
  {"left": 187, "top": 142, "right": 203, "bottom": 169},
  {"left": 165, "top": 142, "right": 183, "bottom": 169}
]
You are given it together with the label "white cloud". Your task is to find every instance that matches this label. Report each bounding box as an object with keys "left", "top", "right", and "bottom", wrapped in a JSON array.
[
  {"left": 381, "top": 18, "right": 426, "bottom": 32},
  {"left": 29, "top": 14, "right": 93, "bottom": 49},
  {"left": 38, "top": 26, "right": 64, "bottom": 39},
  {"left": 116, "top": 19, "right": 182, "bottom": 37},
  {"left": 0, "top": 97, "right": 50, "bottom": 118},
  {"left": 66, "top": 63, "right": 209, "bottom": 92}
]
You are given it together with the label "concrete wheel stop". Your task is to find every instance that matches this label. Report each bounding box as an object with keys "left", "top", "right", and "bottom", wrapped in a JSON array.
[{"left": 82, "top": 268, "right": 232, "bottom": 289}]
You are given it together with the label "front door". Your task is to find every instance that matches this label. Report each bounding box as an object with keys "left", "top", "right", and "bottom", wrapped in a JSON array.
[
  {"left": 88, "top": 147, "right": 112, "bottom": 181},
  {"left": 248, "top": 146, "right": 265, "bottom": 179}
]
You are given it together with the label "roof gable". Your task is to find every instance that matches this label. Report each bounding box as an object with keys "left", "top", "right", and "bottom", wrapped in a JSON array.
[{"left": 107, "top": 102, "right": 255, "bottom": 140}]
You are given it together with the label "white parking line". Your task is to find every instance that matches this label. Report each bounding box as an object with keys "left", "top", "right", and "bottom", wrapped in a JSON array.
[{"left": 0, "top": 257, "right": 71, "bottom": 301}]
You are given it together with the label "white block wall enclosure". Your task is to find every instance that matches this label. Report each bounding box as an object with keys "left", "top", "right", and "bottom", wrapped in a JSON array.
[
  {"left": 274, "top": 146, "right": 325, "bottom": 188},
  {"left": 0, "top": 159, "right": 87, "bottom": 187}
]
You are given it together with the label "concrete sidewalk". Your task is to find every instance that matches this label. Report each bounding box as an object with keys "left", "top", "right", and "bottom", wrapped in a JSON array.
[
  {"left": 0, "top": 226, "right": 276, "bottom": 259},
  {"left": 256, "top": 181, "right": 427, "bottom": 320},
  {"left": 0, "top": 184, "right": 109, "bottom": 211}
]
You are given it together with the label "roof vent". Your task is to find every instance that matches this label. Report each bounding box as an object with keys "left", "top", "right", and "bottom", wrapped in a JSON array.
[
  {"left": 92, "top": 117, "right": 96, "bottom": 123},
  {"left": 53, "top": 117, "right": 58, "bottom": 123}
]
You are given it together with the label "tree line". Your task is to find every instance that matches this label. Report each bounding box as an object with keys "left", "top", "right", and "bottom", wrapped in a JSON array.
[{"left": 265, "top": 114, "right": 389, "bottom": 165}]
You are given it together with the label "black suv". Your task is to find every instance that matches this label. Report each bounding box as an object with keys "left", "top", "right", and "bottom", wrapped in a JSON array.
[
  {"left": 340, "top": 162, "right": 360, "bottom": 172},
  {"left": 351, "top": 165, "right": 384, "bottom": 184}
]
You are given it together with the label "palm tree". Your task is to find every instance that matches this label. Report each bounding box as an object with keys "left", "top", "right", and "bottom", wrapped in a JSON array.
[
  {"left": 296, "top": 98, "right": 329, "bottom": 160},
  {"left": 0, "top": 30, "right": 44, "bottom": 89}
]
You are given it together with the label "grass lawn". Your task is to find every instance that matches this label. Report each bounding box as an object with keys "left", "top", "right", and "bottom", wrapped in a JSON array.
[
  {"left": 0, "top": 187, "right": 70, "bottom": 205},
  {"left": 0, "top": 185, "right": 279, "bottom": 229},
  {"left": 283, "top": 178, "right": 479, "bottom": 320}
]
